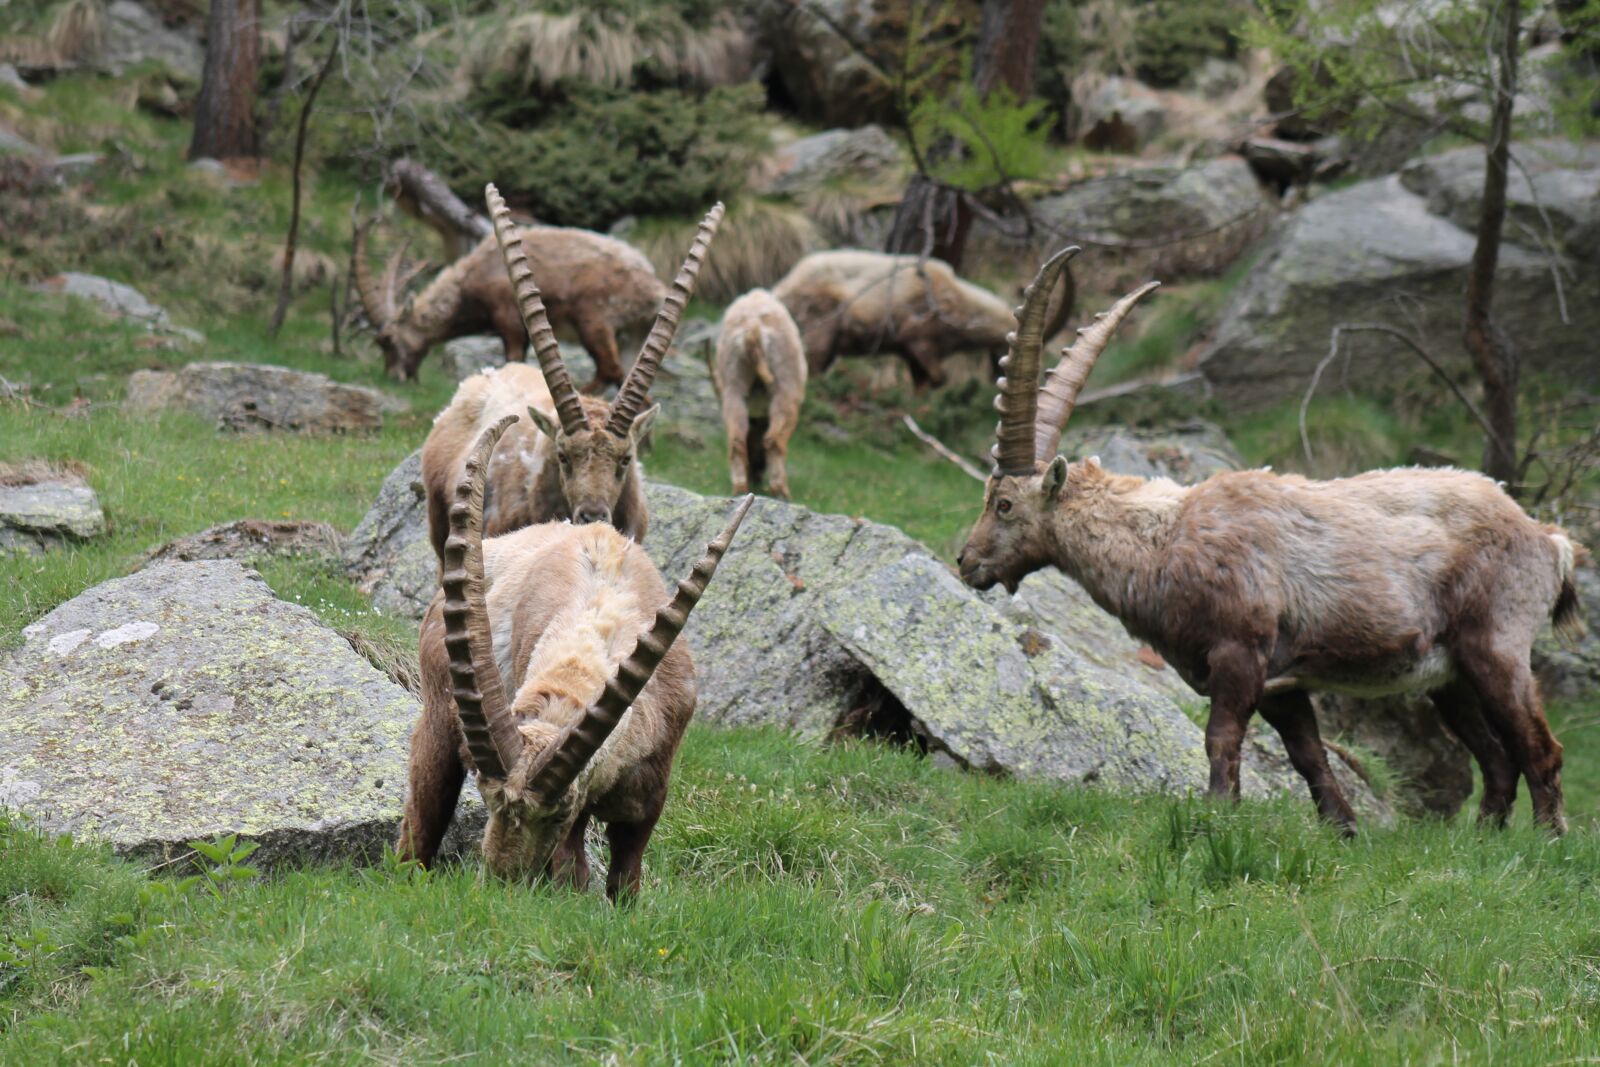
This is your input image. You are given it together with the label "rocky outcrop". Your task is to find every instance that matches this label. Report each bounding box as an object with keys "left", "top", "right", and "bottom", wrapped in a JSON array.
[
  {"left": 754, "top": 0, "right": 894, "bottom": 128},
  {"left": 126, "top": 362, "right": 395, "bottom": 433},
  {"left": 0, "top": 467, "right": 105, "bottom": 555},
  {"left": 1075, "top": 75, "right": 1168, "bottom": 153},
  {"left": 1312, "top": 693, "right": 1473, "bottom": 818},
  {"left": 32, "top": 272, "right": 203, "bottom": 344},
  {"left": 1059, "top": 421, "right": 1243, "bottom": 484},
  {"left": 143, "top": 520, "right": 341, "bottom": 569},
  {"left": 1535, "top": 567, "right": 1600, "bottom": 700},
  {"left": 98, "top": 1, "right": 203, "bottom": 81},
  {"left": 966, "top": 157, "right": 1273, "bottom": 287},
  {"left": 0, "top": 561, "right": 479, "bottom": 864},
  {"left": 341, "top": 449, "right": 437, "bottom": 619},
  {"left": 1200, "top": 156, "right": 1600, "bottom": 409}
]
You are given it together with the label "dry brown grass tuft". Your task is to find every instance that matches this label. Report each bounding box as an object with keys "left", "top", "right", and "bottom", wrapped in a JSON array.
[
  {"left": 341, "top": 627, "right": 421, "bottom": 694},
  {"left": 631, "top": 199, "right": 819, "bottom": 304},
  {"left": 0, "top": 458, "right": 91, "bottom": 487},
  {"left": 47, "top": 0, "right": 106, "bottom": 63}
]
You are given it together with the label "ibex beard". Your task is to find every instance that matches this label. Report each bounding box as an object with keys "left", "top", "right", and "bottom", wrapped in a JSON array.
[
  {"left": 960, "top": 247, "right": 1587, "bottom": 836},
  {"left": 400, "top": 413, "right": 752, "bottom": 896}
]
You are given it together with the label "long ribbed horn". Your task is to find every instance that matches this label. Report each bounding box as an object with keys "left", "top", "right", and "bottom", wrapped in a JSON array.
[
  {"left": 605, "top": 202, "right": 725, "bottom": 438},
  {"left": 351, "top": 214, "right": 393, "bottom": 327},
  {"left": 380, "top": 236, "right": 414, "bottom": 317},
  {"left": 440, "top": 413, "right": 525, "bottom": 781},
  {"left": 1034, "top": 281, "right": 1160, "bottom": 464},
  {"left": 486, "top": 183, "right": 587, "bottom": 437},
  {"left": 526, "top": 493, "right": 754, "bottom": 805},
  {"left": 992, "top": 247, "right": 1079, "bottom": 476}
]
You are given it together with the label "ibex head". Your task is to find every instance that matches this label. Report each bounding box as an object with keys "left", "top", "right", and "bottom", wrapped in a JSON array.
[
  {"left": 351, "top": 214, "right": 433, "bottom": 380},
  {"left": 441, "top": 413, "right": 752, "bottom": 879},
  {"left": 485, "top": 184, "right": 723, "bottom": 528},
  {"left": 958, "top": 247, "right": 1158, "bottom": 593}
]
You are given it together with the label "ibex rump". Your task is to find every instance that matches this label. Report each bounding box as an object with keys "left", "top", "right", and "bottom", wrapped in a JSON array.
[
  {"left": 711, "top": 288, "right": 807, "bottom": 499},
  {"left": 959, "top": 248, "right": 1586, "bottom": 835}
]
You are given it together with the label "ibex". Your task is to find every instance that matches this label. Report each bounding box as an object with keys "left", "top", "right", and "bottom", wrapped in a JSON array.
[
  {"left": 958, "top": 247, "right": 1587, "bottom": 836},
  {"left": 419, "top": 187, "right": 724, "bottom": 561},
  {"left": 352, "top": 211, "right": 666, "bottom": 385},
  {"left": 399, "top": 414, "right": 753, "bottom": 894},
  {"left": 771, "top": 249, "right": 1070, "bottom": 388},
  {"left": 710, "top": 289, "right": 807, "bottom": 499}
]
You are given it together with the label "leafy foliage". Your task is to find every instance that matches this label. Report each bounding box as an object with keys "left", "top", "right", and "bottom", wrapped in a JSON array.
[{"left": 910, "top": 81, "right": 1054, "bottom": 188}]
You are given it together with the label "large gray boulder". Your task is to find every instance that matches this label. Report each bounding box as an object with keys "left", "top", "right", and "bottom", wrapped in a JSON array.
[
  {"left": 126, "top": 362, "right": 394, "bottom": 433},
  {"left": 754, "top": 0, "right": 894, "bottom": 128},
  {"left": 0, "top": 561, "right": 477, "bottom": 864},
  {"left": 1534, "top": 567, "right": 1600, "bottom": 700},
  {"left": 97, "top": 1, "right": 204, "bottom": 81},
  {"left": 0, "top": 468, "right": 106, "bottom": 555},
  {"left": 965, "top": 157, "right": 1274, "bottom": 284},
  {"left": 761, "top": 125, "right": 905, "bottom": 198},
  {"left": 1199, "top": 168, "right": 1600, "bottom": 409},
  {"left": 31, "top": 272, "right": 201, "bottom": 343},
  {"left": 341, "top": 449, "right": 438, "bottom": 619}
]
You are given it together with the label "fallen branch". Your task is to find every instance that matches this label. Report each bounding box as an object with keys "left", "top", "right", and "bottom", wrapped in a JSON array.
[{"left": 901, "top": 413, "right": 985, "bottom": 482}]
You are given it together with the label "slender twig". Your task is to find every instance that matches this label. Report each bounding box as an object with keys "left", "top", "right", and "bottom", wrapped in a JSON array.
[
  {"left": 269, "top": 35, "right": 340, "bottom": 338},
  {"left": 902, "top": 414, "right": 986, "bottom": 482}
]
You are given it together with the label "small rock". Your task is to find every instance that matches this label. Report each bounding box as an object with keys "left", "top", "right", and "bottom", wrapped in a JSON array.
[
  {"left": 142, "top": 519, "right": 341, "bottom": 569},
  {"left": 1075, "top": 75, "right": 1168, "bottom": 153},
  {"left": 0, "top": 63, "right": 32, "bottom": 94},
  {"left": 31, "top": 272, "right": 202, "bottom": 343},
  {"left": 126, "top": 362, "right": 393, "bottom": 434},
  {"left": 47, "top": 153, "right": 103, "bottom": 184},
  {"left": 1, "top": 560, "right": 478, "bottom": 864},
  {"left": 0, "top": 466, "right": 106, "bottom": 555},
  {"left": 98, "top": 0, "right": 204, "bottom": 81},
  {"left": 441, "top": 336, "right": 509, "bottom": 382},
  {"left": 0, "top": 125, "right": 42, "bottom": 157}
]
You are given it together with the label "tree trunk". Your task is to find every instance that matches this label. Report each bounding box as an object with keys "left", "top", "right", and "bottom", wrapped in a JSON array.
[
  {"left": 385, "top": 158, "right": 492, "bottom": 261},
  {"left": 189, "top": 0, "right": 261, "bottom": 161},
  {"left": 973, "top": 0, "right": 1046, "bottom": 100},
  {"left": 1463, "top": 0, "right": 1520, "bottom": 489}
]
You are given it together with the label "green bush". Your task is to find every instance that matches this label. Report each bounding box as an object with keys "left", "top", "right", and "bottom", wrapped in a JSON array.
[
  {"left": 1035, "top": 0, "right": 1247, "bottom": 105},
  {"left": 1132, "top": 0, "right": 1244, "bottom": 87}
]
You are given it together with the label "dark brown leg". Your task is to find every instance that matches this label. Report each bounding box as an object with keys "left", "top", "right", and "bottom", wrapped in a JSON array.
[
  {"left": 1204, "top": 643, "right": 1264, "bottom": 801},
  {"left": 903, "top": 340, "right": 947, "bottom": 390},
  {"left": 1431, "top": 680, "right": 1518, "bottom": 827},
  {"left": 721, "top": 392, "right": 750, "bottom": 495},
  {"left": 1456, "top": 640, "right": 1566, "bottom": 833},
  {"left": 548, "top": 812, "right": 592, "bottom": 890},
  {"left": 574, "top": 311, "right": 625, "bottom": 392},
  {"left": 1259, "top": 691, "right": 1358, "bottom": 836},
  {"left": 397, "top": 621, "right": 467, "bottom": 866},
  {"left": 604, "top": 810, "right": 662, "bottom": 902},
  {"left": 747, "top": 415, "right": 770, "bottom": 492}
]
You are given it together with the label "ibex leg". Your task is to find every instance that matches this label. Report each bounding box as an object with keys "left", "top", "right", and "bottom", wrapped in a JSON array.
[
  {"left": 1430, "top": 680, "right": 1517, "bottom": 827},
  {"left": 1259, "top": 690, "right": 1358, "bottom": 836}
]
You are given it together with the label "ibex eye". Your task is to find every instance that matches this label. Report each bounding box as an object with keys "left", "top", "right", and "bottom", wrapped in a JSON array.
[{"left": 997, "top": 499, "right": 1013, "bottom": 515}]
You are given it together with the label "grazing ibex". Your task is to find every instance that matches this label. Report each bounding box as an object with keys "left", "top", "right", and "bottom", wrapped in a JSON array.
[
  {"left": 771, "top": 249, "right": 1071, "bottom": 388},
  {"left": 711, "top": 289, "right": 807, "bottom": 499},
  {"left": 352, "top": 212, "right": 666, "bottom": 384},
  {"left": 419, "top": 187, "right": 724, "bottom": 561},
  {"left": 958, "top": 247, "right": 1587, "bottom": 835},
  {"left": 399, "top": 414, "right": 753, "bottom": 894}
]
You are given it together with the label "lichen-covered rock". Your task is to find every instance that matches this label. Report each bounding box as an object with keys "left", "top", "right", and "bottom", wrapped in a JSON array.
[
  {"left": 1059, "top": 421, "right": 1243, "bottom": 483},
  {"left": 759, "top": 125, "right": 906, "bottom": 222},
  {"left": 1199, "top": 171, "right": 1600, "bottom": 409},
  {"left": 98, "top": 1, "right": 203, "bottom": 81},
  {"left": 1535, "top": 567, "right": 1600, "bottom": 699},
  {"left": 1312, "top": 692, "right": 1472, "bottom": 818},
  {"left": 143, "top": 519, "right": 341, "bottom": 569},
  {"left": 32, "top": 272, "right": 198, "bottom": 343},
  {"left": 0, "top": 469, "right": 106, "bottom": 555},
  {"left": 0, "top": 561, "right": 478, "bottom": 864},
  {"left": 126, "top": 362, "right": 393, "bottom": 433},
  {"left": 753, "top": 0, "right": 894, "bottom": 128}
]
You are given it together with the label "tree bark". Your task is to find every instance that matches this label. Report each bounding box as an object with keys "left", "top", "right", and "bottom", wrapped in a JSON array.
[
  {"left": 1463, "top": 0, "right": 1520, "bottom": 489},
  {"left": 385, "top": 158, "right": 492, "bottom": 261},
  {"left": 973, "top": 0, "right": 1046, "bottom": 101},
  {"left": 188, "top": 0, "right": 262, "bottom": 161}
]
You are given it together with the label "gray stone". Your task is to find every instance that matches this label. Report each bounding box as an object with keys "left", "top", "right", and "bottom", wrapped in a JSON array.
[
  {"left": 1312, "top": 692, "right": 1473, "bottom": 819},
  {"left": 98, "top": 1, "right": 203, "bottom": 81},
  {"left": 965, "top": 157, "right": 1273, "bottom": 283},
  {"left": 143, "top": 520, "right": 342, "bottom": 569},
  {"left": 1199, "top": 173, "right": 1600, "bottom": 409},
  {"left": 1059, "top": 421, "right": 1243, "bottom": 484},
  {"left": 0, "top": 126, "right": 42, "bottom": 157},
  {"left": 0, "top": 475, "right": 106, "bottom": 555},
  {"left": 442, "top": 336, "right": 509, "bottom": 382},
  {"left": 1076, "top": 76, "right": 1168, "bottom": 153},
  {"left": 126, "top": 362, "right": 393, "bottom": 434},
  {"left": 761, "top": 125, "right": 905, "bottom": 199},
  {"left": 753, "top": 0, "right": 894, "bottom": 128},
  {"left": 0, "top": 561, "right": 478, "bottom": 864},
  {"left": 341, "top": 449, "right": 437, "bottom": 619},
  {"left": 33, "top": 272, "right": 172, "bottom": 327},
  {"left": 1535, "top": 567, "right": 1600, "bottom": 700},
  {"left": 1400, "top": 139, "right": 1600, "bottom": 264},
  {"left": 47, "top": 153, "right": 102, "bottom": 184},
  {"left": 0, "top": 64, "right": 30, "bottom": 94}
]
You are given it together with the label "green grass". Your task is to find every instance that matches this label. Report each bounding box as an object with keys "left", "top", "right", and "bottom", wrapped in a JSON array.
[{"left": 5, "top": 712, "right": 1600, "bottom": 1063}]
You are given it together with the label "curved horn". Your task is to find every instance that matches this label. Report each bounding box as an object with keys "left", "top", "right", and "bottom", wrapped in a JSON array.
[
  {"left": 440, "top": 413, "right": 525, "bottom": 781},
  {"left": 351, "top": 214, "right": 393, "bottom": 328},
  {"left": 605, "top": 201, "right": 725, "bottom": 438},
  {"left": 991, "top": 247, "right": 1079, "bottom": 476},
  {"left": 527, "top": 493, "right": 754, "bottom": 805},
  {"left": 380, "top": 236, "right": 414, "bottom": 317},
  {"left": 1033, "top": 281, "right": 1160, "bottom": 464},
  {"left": 486, "top": 183, "right": 587, "bottom": 437}
]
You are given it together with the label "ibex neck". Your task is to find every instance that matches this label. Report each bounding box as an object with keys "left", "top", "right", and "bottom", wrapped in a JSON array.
[{"left": 1048, "top": 473, "right": 1186, "bottom": 626}]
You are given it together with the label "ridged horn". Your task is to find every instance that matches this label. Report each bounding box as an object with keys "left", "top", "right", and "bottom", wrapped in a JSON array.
[
  {"left": 486, "top": 183, "right": 587, "bottom": 437},
  {"left": 526, "top": 493, "right": 754, "bottom": 805},
  {"left": 605, "top": 202, "right": 725, "bottom": 438},
  {"left": 440, "top": 413, "right": 525, "bottom": 781},
  {"left": 350, "top": 214, "right": 393, "bottom": 328},
  {"left": 380, "top": 236, "right": 414, "bottom": 318},
  {"left": 991, "top": 247, "right": 1079, "bottom": 476},
  {"left": 1033, "top": 281, "right": 1160, "bottom": 464}
]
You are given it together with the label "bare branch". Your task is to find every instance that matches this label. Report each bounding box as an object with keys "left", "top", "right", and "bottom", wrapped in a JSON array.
[{"left": 901, "top": 413, "right": 986, "bottom": 482}]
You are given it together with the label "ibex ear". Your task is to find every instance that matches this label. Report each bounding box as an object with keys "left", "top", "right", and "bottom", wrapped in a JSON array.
[
  {"left": 626, "top": 403, "right": 661, "bottom": 450},
  {"left": 1042, "top": 455, "right": 1068, "bottom": 500},
  {"left": 527, "top": 405, "right": 561, "bottom": 441}
]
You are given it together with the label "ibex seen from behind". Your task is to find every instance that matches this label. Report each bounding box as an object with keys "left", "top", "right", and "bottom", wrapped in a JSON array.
[
  {"left": 399, "top": 413, "right": 754, "bottom": 895},
  {"left": 711, "top": 289, "right": 807, "bottom": 499},
  {"left": 352, "top": 209, "right": 666, "bottom": 385},
  {"left": 959, "top": 247, "right": 1586, "bottom": 835},
  {"left": 772, "top": 249, "right": 1071, "bottom": 388},
  {"left": 419, "top": 187, "right": 724, "bottom": 561}
]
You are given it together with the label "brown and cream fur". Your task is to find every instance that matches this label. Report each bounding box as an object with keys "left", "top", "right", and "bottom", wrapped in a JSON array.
[
  {"left": 711, "top": 289, "right": 807, "bottom": 499},
  {"left": 772, "top": 250, "right": 1040, "bottom": 388},
  {"left": 400, "top": 520, "right": 697, "bottom": 895},
  {"left": 962, "top": 253, "right": 1585, "bottom": 836},
  {"left": 420, "top": 363, "right": 652, "bottom": 562},
  {"left": 356, "top": 225, "right": 665, "bottom": 385}
]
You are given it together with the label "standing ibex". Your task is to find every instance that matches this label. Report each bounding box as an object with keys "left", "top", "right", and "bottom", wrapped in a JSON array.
[
  {"left": 419, "top": 187, "right": 724, "bottom": 561},
  {"left": 399, "top": 413, "right": 753, "bottom": 894},
  {"left": 711, "top": 289, "right": 807, "bottom": 499},
  {"left": 772, "top": 249, "right": 1071, "bottom": 388},
  {"left": 959, "top": 247, "right": 1587, "bottom": 835},
  {"left": 352, "top": 212, "right": 666, "bottom": 385}
]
